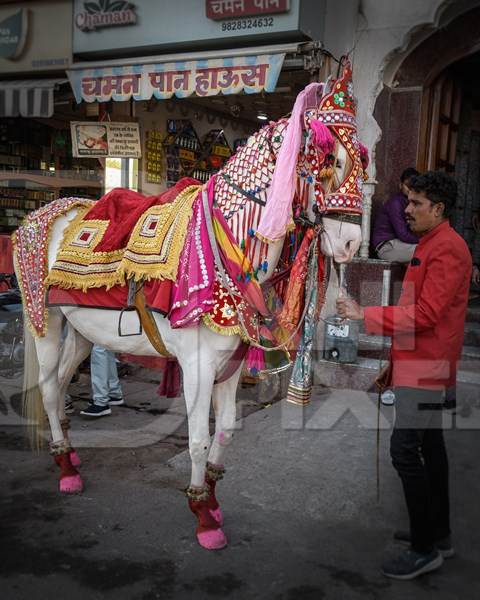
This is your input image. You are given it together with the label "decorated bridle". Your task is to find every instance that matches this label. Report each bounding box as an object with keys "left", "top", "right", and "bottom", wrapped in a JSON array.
[{"left": 299, "top": 60, "right": 367, "bottom": 228}]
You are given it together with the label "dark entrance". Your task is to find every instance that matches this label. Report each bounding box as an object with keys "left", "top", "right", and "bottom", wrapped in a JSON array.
[{"left": 373, "top": 6, "right": 480, "bottom": 258}]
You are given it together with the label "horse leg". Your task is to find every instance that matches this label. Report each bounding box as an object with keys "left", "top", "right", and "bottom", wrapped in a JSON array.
[
  {"left": 57, "top": 320, "right": 92, "bottom": 468},
  {"left": 182, "top": 353, "right": 227, "bottom": 550},
  {"left": 33, "top": 309, "right": 82, "bottom": 494},
  {"left": 206, "top": 365, "right": 243, "bottom": 526}
]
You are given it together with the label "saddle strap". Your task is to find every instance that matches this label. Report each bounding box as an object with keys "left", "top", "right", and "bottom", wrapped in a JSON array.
[{"left": 134, "top": 285, "right": 173, "bottom": 358}]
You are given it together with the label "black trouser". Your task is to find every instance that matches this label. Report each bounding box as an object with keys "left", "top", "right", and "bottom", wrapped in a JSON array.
[{"left": 390, "top": 387, "right": 450, "bottom": 554}]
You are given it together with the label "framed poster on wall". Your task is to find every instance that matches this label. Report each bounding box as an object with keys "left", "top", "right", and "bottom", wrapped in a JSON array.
[{"left": 71, "top": 122, "right": 141, "bottom": 158}]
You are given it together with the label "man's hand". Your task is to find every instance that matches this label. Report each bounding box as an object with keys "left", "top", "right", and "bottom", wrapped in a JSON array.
[
  {"left": 473, "top": 265, "right": 480, "bottom": 286},
  {"left": 336, "top": 296, "right": 365, "bottom": 320}
]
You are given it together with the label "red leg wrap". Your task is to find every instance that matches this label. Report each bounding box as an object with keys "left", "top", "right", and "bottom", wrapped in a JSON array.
[
  {"left": 206, "top": 476, "right": 220, "bottom": 512},
  {"left": 54, "top": 453, "right": 79, "bottom": 479},
  {"left": 188, "top": 498, "right": 221, "bottom": 533}
]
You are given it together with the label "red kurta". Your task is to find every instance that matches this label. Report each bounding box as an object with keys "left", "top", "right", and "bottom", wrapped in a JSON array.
[{"left": 364, "top": 220, "right": 471, "bottom": 390}]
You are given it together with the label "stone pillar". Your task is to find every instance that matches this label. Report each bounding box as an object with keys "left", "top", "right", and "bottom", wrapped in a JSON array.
[{"left": 359, "top": 180, "right": 377, "bottom": 258}]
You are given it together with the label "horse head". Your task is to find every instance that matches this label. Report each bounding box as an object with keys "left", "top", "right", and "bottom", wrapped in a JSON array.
[
  {"left": 300, "top": 60, "right": 366, "bottom": 263},
  {"left": 215, "top": 60, "right": 366, "bottom": 270}
]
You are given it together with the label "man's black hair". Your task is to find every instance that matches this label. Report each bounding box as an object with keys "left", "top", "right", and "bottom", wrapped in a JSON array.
[
  {"left": 400, "top": 167, "right": 419, "bottom": 183},
  {"left": 409, "top": 171, "right": 457, "bottom": 218}
]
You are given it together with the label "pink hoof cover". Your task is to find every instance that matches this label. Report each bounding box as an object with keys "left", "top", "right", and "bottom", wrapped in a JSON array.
[
  {"left": 54, "top": 452, "right": 82, "bottom": 493},
  {"left": 209, "top": 507, "right": 224, "bottom": 527},
  {"left": 69, "top": 450, "right": 81, "bottom": 468},
  {"left": 59, "top": 474, "right": 83, "bottom": 494},
  {"left": 197, "top": 528, "right": 228, "bottom": 550}
]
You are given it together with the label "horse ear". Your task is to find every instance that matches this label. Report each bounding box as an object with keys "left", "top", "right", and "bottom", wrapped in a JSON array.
[{"left": 310, "top": 119, "right": 335, "bottom": 154}]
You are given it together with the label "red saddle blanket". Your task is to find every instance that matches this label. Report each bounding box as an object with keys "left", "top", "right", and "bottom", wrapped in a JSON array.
[
  {"left": 76, "top": 177, "right": 198, "bottom": 253},
  {"left": 47, "top": 179, "right": 200, "bottom": 314},
  {"left": 48, "top": 279, "right": 171, "bottom": 314}
]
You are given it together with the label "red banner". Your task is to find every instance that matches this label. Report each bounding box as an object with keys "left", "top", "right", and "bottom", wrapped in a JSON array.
[{"left": 206, "top": 0, "right": 290, "bottom": 20}]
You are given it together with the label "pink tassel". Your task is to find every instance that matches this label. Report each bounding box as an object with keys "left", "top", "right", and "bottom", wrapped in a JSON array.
[
  {"left": 246, "top": 346, "right": 266, "bottom": 376},
  {"left": 310, "top": 119, "right": 335, "bottom": 154},
  {"left": 359, "top": 142, "right": 369, "bottom": 168}
]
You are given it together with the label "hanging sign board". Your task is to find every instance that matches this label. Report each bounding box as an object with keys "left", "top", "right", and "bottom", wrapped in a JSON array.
[
  {"left": 67, "top": 53, "right": 284, "bottom": 103},
  {"left": 70, "top": 122, "right": 141, "bottom": 158},
  {"left": 205, "top": 0, "right": 290, "bottom": 20}
]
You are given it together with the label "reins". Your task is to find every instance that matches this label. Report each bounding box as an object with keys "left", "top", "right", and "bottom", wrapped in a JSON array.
[{"left": 203, "top": 188, "right": 323, "bottom": 353}]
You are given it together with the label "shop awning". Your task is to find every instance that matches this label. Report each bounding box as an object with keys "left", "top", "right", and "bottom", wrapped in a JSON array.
[
  {"left": 67, "top": 42, "right": 305, "bottom": 103},
  {"left": 0, "top": 79, "right": 67, "bottom": 118}
]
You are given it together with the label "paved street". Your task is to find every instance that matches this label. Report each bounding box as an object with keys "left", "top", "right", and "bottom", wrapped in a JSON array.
[{"left": 1, "top": 367, "right": 480, "bottom": 599}]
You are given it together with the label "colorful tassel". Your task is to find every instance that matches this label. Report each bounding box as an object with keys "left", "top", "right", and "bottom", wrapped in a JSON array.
[
  {"left": 310, "top": 119, "right": 335, "bottom": 154},
  {"left": 246, "top": 346, "right": 266, "bottom": 376}
]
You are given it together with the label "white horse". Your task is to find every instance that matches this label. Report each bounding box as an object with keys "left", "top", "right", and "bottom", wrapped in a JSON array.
[{"left": 17, "top": 67, "right": 364, "bottom": 550}]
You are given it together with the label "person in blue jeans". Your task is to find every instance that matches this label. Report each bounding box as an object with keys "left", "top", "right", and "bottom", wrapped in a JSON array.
[{"left": 80, "top": 345, "right": 124, "bottom": 417}]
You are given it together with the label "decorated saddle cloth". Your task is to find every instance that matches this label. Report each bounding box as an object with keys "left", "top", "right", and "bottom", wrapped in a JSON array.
[
  {"left": 46, "top": 178, "right": 200, "bottom": 290},
  {"left": 46, "top": 177, "right": 271, "bottom": 347}
]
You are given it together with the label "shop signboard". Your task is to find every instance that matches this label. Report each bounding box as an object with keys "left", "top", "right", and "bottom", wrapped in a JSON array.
[
  {"left": 205, "top": 0, "right": 290, "bottom": 20},
  {"left": 75, "top": 0, "right": 137, "bottom": 32},
  {"left": 73, "top": 0, "right": 325, "bottom": 56},
  {"left": 0, "top": 9, "right": 28, "bottom": 59},
  {"left": 0, "top": 1, "right": 72, "bottom": 74},
  {"left": 71, "top": 121, "right": 141, "bottom": 158},
  {"left": 68, "top": 53, "right": 284, "bottom": 103}
]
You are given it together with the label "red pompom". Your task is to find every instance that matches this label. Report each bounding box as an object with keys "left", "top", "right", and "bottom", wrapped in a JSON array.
[{"left": 359, "top": 143, "right": 369, "bottom": 169}]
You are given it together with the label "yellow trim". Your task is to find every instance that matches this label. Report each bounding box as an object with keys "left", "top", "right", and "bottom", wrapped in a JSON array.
[
  {"left": 202, "top": 312, "right": 250, "bottom": 342},
  {"left": 46, "top": 184, "right": 201, "bottom": 291},
  {"left": 45, "top": 268, "right": 124, "bottom": 292},
  {"left": 120, "top": 184, "right": 198, "bottom": 282},
  {"left": 45, "top": 206, "right": 124, "bottom": 291},
  {"left": 255, "top": 218, "right": 296, "bottom": 244}
]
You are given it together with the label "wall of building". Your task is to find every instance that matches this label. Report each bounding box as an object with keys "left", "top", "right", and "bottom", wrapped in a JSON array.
[
  {"left": 350, "top": 0, "right": 452, "bottom": 180},
  {"left": 345, "top": 0, "right": 480, "bottom": 254}
]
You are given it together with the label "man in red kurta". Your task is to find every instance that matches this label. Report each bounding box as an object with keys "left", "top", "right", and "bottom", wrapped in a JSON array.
[{"left": 337, "top": 171, "right": 471, "bottom": 580}]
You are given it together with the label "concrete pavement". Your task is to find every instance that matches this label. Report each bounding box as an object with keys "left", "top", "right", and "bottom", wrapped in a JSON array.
[{"left": 1, "top": 368, "right": 480, "bottom": 599}]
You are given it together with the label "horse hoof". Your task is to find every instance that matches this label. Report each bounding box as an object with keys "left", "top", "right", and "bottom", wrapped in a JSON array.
[
  {"left": 69, "top": 450, "right": 81, "bottom": 468},
  {"left": 59, "top": 474, "right": 83, "bottom": 494},
  {"left": 197, "top": 528, "right": 228, "bottom": 550},
  {"left": 209, "top": 507, "right": 224, "bottom": 527}
]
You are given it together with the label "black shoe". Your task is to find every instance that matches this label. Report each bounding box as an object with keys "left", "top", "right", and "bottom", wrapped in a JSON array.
[
  {"left": 394, "top": 530, "right": 455, "bottom": 558},
  {"left": 80, "top": 404, "right": 111, "bottom": 417},
  {"left": 382, "top": 548, "right": 443, "bottom": 580},
  {"left": 108, "top": 396, "right": 124, "bottom": 406}
]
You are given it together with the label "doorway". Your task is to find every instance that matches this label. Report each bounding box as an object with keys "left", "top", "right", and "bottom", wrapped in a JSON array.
[{"left": 418, "top": 51, "right": 480, "bottom": 244}]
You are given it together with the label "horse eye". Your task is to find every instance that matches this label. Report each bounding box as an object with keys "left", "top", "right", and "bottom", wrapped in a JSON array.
[{"left": 336, "top": 160, "right": 342, "bottom": 168}]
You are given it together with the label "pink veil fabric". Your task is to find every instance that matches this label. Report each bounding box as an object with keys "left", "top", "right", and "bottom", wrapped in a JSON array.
[{"left": 256, "top": 82, "right": 324, "bottom": 243}]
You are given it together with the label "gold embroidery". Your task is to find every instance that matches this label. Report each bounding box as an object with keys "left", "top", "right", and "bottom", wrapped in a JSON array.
[
  {"left": 46, "top": 185, "right": 201, "bottom": 291},
  {"left": 119, "top": 185, "right": 198, "bottom": 282},
  {"left": 202, "top": 312, "right": 249, "bottom": 342}
]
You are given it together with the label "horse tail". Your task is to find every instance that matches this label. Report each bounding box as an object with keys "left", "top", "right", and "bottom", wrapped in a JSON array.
[{"left": 22, "top": 323, "right": 46, "bottom": 450}]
